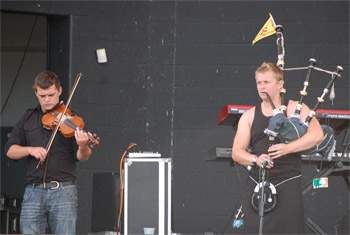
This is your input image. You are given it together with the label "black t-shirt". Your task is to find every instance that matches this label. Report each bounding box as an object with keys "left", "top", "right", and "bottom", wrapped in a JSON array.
[
  {"left": 5, "top": 105, "right": 78, "bottom": 186},
  {"left": 249, "top": 102, "right": 302, "bottom": 182}
]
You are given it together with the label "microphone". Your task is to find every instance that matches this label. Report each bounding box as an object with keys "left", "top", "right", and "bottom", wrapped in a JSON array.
[{"left": 260, "top": 158, "right": 270, "bottom": 168}]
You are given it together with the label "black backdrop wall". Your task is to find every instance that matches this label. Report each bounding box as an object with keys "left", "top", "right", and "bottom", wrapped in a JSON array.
[{"left": 1, "top": 1, "right": 349, "bottom": 234}]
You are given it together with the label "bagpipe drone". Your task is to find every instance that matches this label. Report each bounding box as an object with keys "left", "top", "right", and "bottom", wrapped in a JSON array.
[{"left": 262, "top": 24, "right": 343, "bottom": 160}]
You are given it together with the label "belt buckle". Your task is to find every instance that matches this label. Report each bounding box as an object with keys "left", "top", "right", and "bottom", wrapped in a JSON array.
[{"left": 51, "top": 181, "right": 60, "bottom": 189}]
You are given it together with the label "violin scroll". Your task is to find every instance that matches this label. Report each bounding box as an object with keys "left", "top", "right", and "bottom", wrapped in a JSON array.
[{"left": 87, "top": 132, "right": 100, "bottom": 148}]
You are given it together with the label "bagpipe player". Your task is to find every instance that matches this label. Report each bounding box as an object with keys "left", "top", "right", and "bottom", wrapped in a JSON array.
[{"left": 229, "top": 62, "right": 324, "bottom": 234}]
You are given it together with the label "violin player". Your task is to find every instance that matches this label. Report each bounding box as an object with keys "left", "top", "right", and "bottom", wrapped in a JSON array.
[{"left": 5, "top": 71, "right": 92, "bottom": 234}]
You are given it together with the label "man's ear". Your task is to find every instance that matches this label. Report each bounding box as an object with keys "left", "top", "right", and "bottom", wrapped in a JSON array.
[
  {"left": 278, "top": 80, "right": 284, "bottom": 90},
  {"left": 58, "top": 86, "right": 62, "bottom": 96}
]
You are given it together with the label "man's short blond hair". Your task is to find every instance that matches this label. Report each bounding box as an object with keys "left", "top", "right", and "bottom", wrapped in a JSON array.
[{"left": 255, "top": 62, "right": 283, "bottom": 82}]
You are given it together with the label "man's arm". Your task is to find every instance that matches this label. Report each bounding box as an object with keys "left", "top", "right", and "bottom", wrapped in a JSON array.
[
  {"left": 77, "top": 145, "right": 92, "bottom": 162},
  {"left": 232, "top": 108, "right": 273, "bottom": 168},
  {"left": 7, "top": 145, "right": 47, "bottom": 162},
  {"left": 75, "top": 128, "right": 92, "bottom": 162}
]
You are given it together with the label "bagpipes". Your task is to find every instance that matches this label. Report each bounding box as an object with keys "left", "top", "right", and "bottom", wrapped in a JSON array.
[{"left": 262, "top": 25, "right": 344, "bottom": 160}]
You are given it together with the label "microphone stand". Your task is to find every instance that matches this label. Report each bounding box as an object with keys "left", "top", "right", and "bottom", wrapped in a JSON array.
[{"left": 258, "top": 166, "right": 266, "bottom": 235}]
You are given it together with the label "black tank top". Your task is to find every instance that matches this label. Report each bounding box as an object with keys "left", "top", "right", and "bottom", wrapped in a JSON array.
[{"left": 249, "top": 103, "right": 302, "bottom": 181}]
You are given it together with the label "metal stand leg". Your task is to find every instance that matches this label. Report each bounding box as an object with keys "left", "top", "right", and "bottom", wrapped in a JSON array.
[{"left": 258, "top": 168, "right": 266, "bottom": 235}]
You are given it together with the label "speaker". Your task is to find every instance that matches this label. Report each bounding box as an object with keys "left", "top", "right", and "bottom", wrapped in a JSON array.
[
  {"left": 91, "top": 172, "right": 122, "bottom": 232},
  {"left": 124, "top": 158, "right": 172, "bottom": 235}
]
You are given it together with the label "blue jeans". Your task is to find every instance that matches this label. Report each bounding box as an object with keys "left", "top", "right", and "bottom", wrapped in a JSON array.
[{"left": 20, "top": 184, "right": 77, "bottom": 234}]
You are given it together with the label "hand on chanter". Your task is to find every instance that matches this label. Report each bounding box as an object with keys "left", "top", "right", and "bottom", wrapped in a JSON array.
[
  {"left": 268, "top": 143, "right": 291, "bottom": 159},
  {"left": 257, "top": 154, "right": 274, "bottom": 168}
]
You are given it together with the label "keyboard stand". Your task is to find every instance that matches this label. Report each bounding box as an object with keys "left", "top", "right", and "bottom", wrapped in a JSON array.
[{"left": 302, "top": 127, "right": 349, "bottom": 234}]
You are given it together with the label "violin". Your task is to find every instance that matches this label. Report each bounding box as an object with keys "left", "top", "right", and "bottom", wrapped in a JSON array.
[{"left": 42, "top": 101, "right": 100, "bottom": 147}]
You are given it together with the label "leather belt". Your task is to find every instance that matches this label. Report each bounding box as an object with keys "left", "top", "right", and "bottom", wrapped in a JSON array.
[{"left": 29, "top": 181, "right": 75, "bottom": 189}]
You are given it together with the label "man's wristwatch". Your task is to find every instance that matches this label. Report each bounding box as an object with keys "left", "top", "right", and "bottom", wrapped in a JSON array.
[{"left": 252, "top": 156, "right": 258, "bottom": 167}]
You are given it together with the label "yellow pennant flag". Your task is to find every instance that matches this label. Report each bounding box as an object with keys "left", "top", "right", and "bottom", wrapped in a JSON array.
[{"left": 252, "top": 13, "right": 277, "bottom": 45}]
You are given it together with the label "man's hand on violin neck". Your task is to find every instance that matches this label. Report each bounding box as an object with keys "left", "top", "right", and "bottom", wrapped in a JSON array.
[
  {"left": 29, "top": 147, "right": 47, "bottom": 162},
  {"left": 74, "top": 127, "right": 90, "bottom": 147},
  {"left": 76, "top": 127, "right": 92, "bottom": 162}
]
